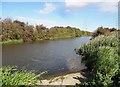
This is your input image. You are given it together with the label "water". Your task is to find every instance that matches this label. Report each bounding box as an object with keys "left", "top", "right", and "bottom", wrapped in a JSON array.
[{"left": 2, "top": 36, "right": 91, "bottom": 78}]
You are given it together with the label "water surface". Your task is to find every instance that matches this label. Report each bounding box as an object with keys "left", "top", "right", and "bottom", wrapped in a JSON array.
[{"left": 2, "top": 36, "right": 91, "bottom": 78}]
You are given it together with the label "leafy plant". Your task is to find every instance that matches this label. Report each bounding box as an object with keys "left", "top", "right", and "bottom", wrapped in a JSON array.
[
  {"left": 76, "top": 31, "right": 119, "bottom": 87},
  {"left": 0, "top": 66, "right": 46, "bottom": 86}
]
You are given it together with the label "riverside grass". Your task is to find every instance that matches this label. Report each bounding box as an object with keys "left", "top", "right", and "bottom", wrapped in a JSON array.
[
  {"left": 0, "top": 39, "right": 23, "bottom": 45},
  {"left": 0, "top": 66, "right": 46, "bottom": 86},
  {"left": 0, "top": 35, "right": 83, "bottom": 45}
]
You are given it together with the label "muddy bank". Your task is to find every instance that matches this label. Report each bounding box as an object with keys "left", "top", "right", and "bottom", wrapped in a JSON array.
[{"left": 37, "top": 72, "right": 85, "bottom": 85}]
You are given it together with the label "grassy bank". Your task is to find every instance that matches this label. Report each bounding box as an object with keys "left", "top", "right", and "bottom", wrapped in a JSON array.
[
  {"left": 0, "top": 35, "right": 87, "bottom": 45},
  {"left": 0, "top": 37, "right": 74, "bottom": 45},
  {"left": 0, "top": 39, "right": 23, "bottom": 45}
]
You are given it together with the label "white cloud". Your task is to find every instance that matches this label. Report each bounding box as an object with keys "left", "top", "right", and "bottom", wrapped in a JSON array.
[
  {"left": 65, "top": 0, "right": 89, "bottom": 12},
  {"left": 65, "top": 0, "right": 88, "bottom": 11},
  {"left": 17, "top": 16, "right": 57, "bottom": 25},
  {"left": 99, "top": 2, "right": 118, "bottom": 13},
  {"left": 40, "top": 3, "right": 56, "bottom": 14},
  {"left": 65, "top": 0, "right": 118, "bottom": 2},
  {"left": 65, "top": 0, "right": 88, "bottom": 8},
  {"left": 64, "top": 0, "right": 118, "bottom": 13}
]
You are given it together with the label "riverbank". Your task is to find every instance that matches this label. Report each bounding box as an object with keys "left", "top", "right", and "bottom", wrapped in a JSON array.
[
  {"left": 37, "top": 72, "right": 85, "bottom": 85},
  {"left": 0, "top": 39, "right": 23, "bottom": 45},
  {"left": 0, "top": 35, "right": 89, "bottom": 45}
]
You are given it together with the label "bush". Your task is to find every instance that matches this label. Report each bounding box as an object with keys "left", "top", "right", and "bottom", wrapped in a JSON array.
[
  {"left": 93, "top": 47, "right": 119, "bottom": 86},
  {"left": 76, "top": 31, "right": 119, "bottom": 87},
  {"left": 77, "top": 31, "right": 119, "bottom": 69}
]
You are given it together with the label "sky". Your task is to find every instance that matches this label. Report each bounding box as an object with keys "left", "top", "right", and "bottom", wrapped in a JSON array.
[{"left": 1, "top": 0, "right": 118, "bottom": 32}]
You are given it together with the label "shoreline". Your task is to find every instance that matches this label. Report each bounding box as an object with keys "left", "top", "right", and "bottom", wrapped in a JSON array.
[
  {"left": 0, "top": 39, "right": 23, "bottom": 45},
  {"left": 0, "top": 35, "right": 91, "bottom": 45},
  {"left": 38, "top": 71, "right": 85, "bottom": 85},
  {"left": 40, "top": 70, "right": 84, "bottom": 80}
]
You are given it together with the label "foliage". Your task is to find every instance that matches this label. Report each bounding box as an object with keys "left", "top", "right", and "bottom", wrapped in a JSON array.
[
  {"left": 111, "top": 69, "right": 120, "bottom": 87},
  {"left": 0, "top": 18, "right": 93, "bottom": 43},
  {"left": 94, "top": 47, "right": 119, "bottom": 86},
  {"left": 76, "top": 31, "right": 119, "bottom": 87},
  {"left": 0, "top": 66, "right": 46, "bottom": 86},
  {"left": 93, "top": 26, "right": 118, "bottom": 37}
]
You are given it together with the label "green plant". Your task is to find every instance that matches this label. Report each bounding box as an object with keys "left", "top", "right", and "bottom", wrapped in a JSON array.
[
  {"left": 76, "top": 31, "right": 119, "bottom": 87},
  {"left": 94, "top": 47, "right": 119, "bottom": 86},
  {"left": 0, "top": 66, "right": 46, "bottom": 86},
  {"left": 77, "top": 31, "right": 119, "bottom": 69}
]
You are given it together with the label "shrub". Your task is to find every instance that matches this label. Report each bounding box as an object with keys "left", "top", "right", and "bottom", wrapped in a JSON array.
[
  {"left": 77, "top": 31, "right": 119, "bottom": 69},
  {"left": 76, "top": 31, "right": 119, "bottom": 87},
  {"left": 93, "top": 47, "right": 119, "bottom": 86}
]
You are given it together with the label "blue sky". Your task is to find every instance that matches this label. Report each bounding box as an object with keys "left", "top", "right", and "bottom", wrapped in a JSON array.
[{"left": 1, "top": 1, "right": 118, "bottom": 32}]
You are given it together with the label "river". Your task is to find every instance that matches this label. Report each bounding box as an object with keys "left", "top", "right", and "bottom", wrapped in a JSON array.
[{"left": 2, "top": 36, "right": 91, "bottom": 78}]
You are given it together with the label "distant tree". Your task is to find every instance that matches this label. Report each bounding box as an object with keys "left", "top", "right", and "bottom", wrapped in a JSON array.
[
  {"left": 1, "top": 18, "right": 93, "bottom": 42},
  {"left": 93, "top": 27, "right": 117, "bottom": 37}
]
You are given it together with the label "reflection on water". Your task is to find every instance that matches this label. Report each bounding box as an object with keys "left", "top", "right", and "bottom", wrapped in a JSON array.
[
  {"left": 2, "top": 36, "right": 91, "bottom": 78},
  {"left": 67, "top": 56, "right": 86, "bottom": 71}
]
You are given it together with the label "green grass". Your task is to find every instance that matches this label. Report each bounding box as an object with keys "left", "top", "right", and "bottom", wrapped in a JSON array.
[
  {"left": 0, "top": 66, "right": 47, "bottom": 86},
  {"left": 0, "top": 35, "right": 85, "bottom": 45},
  {"left": 0, "top": 39, "right": 23, "bottom": 45}
]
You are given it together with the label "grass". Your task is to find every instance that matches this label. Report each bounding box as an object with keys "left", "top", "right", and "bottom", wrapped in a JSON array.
[
  {"left": 1, "top": 35, "right": 82, "bottom": 45},
  {"left": 0, "top": 66, "right": 47, "bottom": 86},
  {"left": 0, "top": 39, "right": 23, "bottom": 45}
]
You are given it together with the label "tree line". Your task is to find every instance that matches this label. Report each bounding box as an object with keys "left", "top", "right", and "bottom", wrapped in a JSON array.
[
  {"left": 0, "top": 18, "right": 92, "bottom": 42},
  {"left": 93, "top": 26, "right": 118, "bottom": 37}
]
